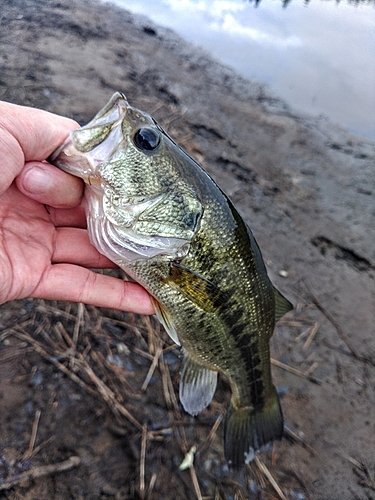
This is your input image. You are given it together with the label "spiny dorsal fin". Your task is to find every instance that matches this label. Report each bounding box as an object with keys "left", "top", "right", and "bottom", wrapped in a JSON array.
[
  {"left": 164, "top": 262, "right": 228, "bottom": 313},
  {"left": 151, "top": 297, "right": 180, "bottom": 345},
  {"left": 273, "top": 286, "right": 293, "bottom": 323},
  {"left": 180, "top": 351, "right": 218, "bottom": 416}
]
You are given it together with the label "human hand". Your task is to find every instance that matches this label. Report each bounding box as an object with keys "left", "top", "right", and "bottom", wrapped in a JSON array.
[{"left": 0, "top": 100, "right": 154, "bottom": 315}]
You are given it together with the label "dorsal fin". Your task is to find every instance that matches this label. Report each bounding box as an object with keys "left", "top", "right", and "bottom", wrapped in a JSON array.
[{"left": 273, "top": 286, "right": 293, "bottom": 323}]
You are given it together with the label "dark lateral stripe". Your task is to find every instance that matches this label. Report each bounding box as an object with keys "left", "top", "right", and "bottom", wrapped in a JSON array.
[
  {"left": 220, "top": 199, "right": 269, "bottom": 410},
  {"left": 233, "top": 325, "right": 265, "bottom": 409},
  {"left": 219, "top": 303, "right": 265, "bottom": 410}
]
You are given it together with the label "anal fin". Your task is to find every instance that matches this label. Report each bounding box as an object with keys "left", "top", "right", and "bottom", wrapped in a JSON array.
[{"left": 180, "top": 351, "right": 218, "bottom": 416}]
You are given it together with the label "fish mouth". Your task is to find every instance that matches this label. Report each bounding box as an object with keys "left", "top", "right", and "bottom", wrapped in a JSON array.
[
  {"left": 49, "top": 92, "right": 129, "bottom": 184},
  {"left": 49, "top": 137, "right": 94, "bottom": 182}
]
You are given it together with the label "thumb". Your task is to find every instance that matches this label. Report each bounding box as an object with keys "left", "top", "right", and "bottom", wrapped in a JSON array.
[
  {"left": 16, "top": 161, "right": 84, "bottom": 209},
  {"left": 0, "top": 100, "right": 78, "bottom": 195}
]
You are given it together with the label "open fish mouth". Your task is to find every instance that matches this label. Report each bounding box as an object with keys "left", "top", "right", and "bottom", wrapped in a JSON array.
[{"left": 49, "top": 92, "right": 128, "bottom": 183}]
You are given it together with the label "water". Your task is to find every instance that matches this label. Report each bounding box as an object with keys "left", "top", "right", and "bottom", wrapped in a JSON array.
[{"left": 109, "top": 0, "right": 375, "bottom": 141}]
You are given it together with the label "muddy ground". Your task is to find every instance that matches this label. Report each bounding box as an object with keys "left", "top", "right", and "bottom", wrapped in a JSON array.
[{"left": 0, "top": 0, "right": 374, "bottom": 499}]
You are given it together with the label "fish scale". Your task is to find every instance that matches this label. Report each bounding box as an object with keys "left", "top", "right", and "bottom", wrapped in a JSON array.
[{"left": 50, "top": 92, "right": 293, "bottom": 467}]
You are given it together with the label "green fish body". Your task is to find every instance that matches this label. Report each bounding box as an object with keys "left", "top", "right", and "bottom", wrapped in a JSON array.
[{"left": 50, "top": 93, "right": 292, "bottom": 466}]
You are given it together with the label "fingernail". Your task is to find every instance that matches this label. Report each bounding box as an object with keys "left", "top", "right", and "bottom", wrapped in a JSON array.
[{"left": 23, "top": 166, "right": 52, "bottom": 194}]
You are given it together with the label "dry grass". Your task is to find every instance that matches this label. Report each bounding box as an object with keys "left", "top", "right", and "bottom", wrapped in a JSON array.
[{"left": 0, "top": 289, "right": 344, "bottom": 499}]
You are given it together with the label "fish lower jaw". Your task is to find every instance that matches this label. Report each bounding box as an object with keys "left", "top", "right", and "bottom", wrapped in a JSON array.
[{"left": 50, "top": 140, "right": 94, "bottom": 181}]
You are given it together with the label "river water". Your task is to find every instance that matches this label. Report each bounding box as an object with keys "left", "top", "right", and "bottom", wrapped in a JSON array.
[{"left": 109, "top": 0, "right": 374, "bottom": 141}]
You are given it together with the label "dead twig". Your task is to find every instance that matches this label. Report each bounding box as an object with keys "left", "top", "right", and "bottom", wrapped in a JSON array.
[
  {"left": 0, "top": 456, "right": 81, "bottom": 491},
  {"left": 141, "top": 345, "right": 163, "bottom": 391},
  {"left": 339, "top": 452, "right": 366, "bottom": 471},
  {"left": 254, "top": 455, "right": 288, "bottom": 500},
  {"left": 10, "top": 329, "right": 97, "bottom": 395},
  {"left": 77, "top": 351, "right": 144, "bottom": 432},
  {"left": 283, "top": 425, "right": 317, "bottom": 456},
  {"left": 301, "top": 322, "right": 320, "bottom": 352},
  {"left": 0, "top": 318, "right": 35, "bottom": 342},
  {"left": 71, "top": 303, "right": 85, "bottom": 367},
  {"left": 189, "top": 465, "right": 203, "bottom": 500},
  {"left": 294, "top": 326, "right": 312, "bottom": 343},
  {"left": 198, "top": 414, "right": 224, "bottom": 454},
  {"left": 148, "top": 473, "right": 157, "bottom": 496},
  {"left": 10, "top": 328, "right": 144, "bottom": 432},
  {"left": 304, "top": 361, "right": 319, "bottom": 377},
  {"left": 0, "top": 345, "right": 34, "bottom": 362},
  {"left": 36, "top": 302, "right": 77, "bottom": 321},
  {"left": 351, "top": 459, "right": 375, "bottom": 491},
  {"left": 23, "top": 409, "right": 41, "bottom": 460},
  {"left": 140, "top": 424, "right": 147, "bottom": 498},
  {"left": 271, "top": 358, "right": 321, "bottom": 384},
  {"left": 27, "top": 436, "right": 55, "bottom": 461}
]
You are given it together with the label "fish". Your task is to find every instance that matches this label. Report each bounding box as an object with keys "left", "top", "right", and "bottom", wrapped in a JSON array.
[{"left": 50, "top": 92, "right": 293, "bottom": 467}]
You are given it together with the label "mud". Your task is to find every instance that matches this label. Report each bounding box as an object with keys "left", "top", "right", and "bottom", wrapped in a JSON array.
[{"left": 0, "top": 1, "right": 374, "bottom": 499}]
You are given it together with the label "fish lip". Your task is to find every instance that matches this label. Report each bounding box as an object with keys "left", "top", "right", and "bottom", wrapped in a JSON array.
[
  {"left": 49, "top": 92, "right": 130, "bottom": 183},
  {"left": 93, "top": 91, "right": 129, "bottom": 124},
  {"left": 48, "top": 137, "right": 95, "bottom": 182}
]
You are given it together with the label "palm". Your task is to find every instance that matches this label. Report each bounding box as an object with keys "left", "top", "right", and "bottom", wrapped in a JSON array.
[{"left": 0, "top": 183, "right": 74, "bottom": 303}]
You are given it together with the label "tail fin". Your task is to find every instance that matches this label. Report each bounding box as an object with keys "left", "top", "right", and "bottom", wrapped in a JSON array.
[{"left": 224, "top": 388, "right": 283, "bottom": 467}]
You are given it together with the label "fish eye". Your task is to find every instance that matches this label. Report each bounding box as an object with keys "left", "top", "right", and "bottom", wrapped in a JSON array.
[{"left": 133, "top": 127, "right": 161, "bottom": 152}]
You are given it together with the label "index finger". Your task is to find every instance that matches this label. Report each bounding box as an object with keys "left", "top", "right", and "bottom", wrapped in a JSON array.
[{"left": 0, "top": 100, "right": 78, "bottom": 195}]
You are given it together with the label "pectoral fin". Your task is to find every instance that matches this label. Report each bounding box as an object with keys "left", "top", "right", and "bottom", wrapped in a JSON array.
[
  {"left": 164, "top": 262, "right": 228, "bottom": 313},
  {"left": 151, "top": 297, "right": 180, "bottom": 345},
  {"left": 273, "top": 286, "right": 293, "bottom": 323},
  {"left": 180, "top": 351, "right": 218, "bottom": 416}
]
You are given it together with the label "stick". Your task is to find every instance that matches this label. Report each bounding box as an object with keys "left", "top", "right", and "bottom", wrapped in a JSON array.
[
  {"left": 254, "top": 455, "right": 288, "bottom": 500},
  {"left": 271, "top": 358, "right": 321, "bottom": 384},
  {"left": 189, "top": 465, "right": 203, "bottom": 500},
  {"left": 72, "top": 303, "right": 85, "bottom": 364},
  {"left": 294, "top": 326, "right": 312, "bottom": 343},
  {"left": 10, "top": 330, "right": 97, "bottom": 395},
  {"left": 302, "top": 322, "right": 320, "bottom": 352},
  {"left": 283, "top": 425, "right": 317, "bottom": 456},
  {"left": 304, "top": 361, "right": 319, "bottom": 377},
  {"left": 79, "top": 353, "right": 144, "bottom": 432},
  {"left": 11, "top": 329, "right": 144, "bottom": 432},
  {"left": 141, "top": 345, "right": 163, "bottom": 391},
  {"left": 198, "top": 414, "right": 224, "bottom": 453},
  {"left": 140, "top": 425, "right": 147, "bottom": 498},
  {"left": 0, "top": 319, "right": 35, "bottom": 342},
  {"left": 148, "top": 473, "right": 157, "bottom": 496},
  {"left": 24, "top": 410, "right": 41, "bottom": 460},
  {"left": 0, "top": 457, "right": 81, "bottom": 491}
]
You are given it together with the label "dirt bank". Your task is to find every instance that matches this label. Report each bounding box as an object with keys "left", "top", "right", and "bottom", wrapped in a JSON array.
[{"left": 0, "top": 1, "right": 374, "bottom": 499}]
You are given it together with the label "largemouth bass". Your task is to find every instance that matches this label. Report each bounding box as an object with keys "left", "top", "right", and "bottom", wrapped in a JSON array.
[{"left": 50, "top": 93, "right": 293, "bottom": 467}]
